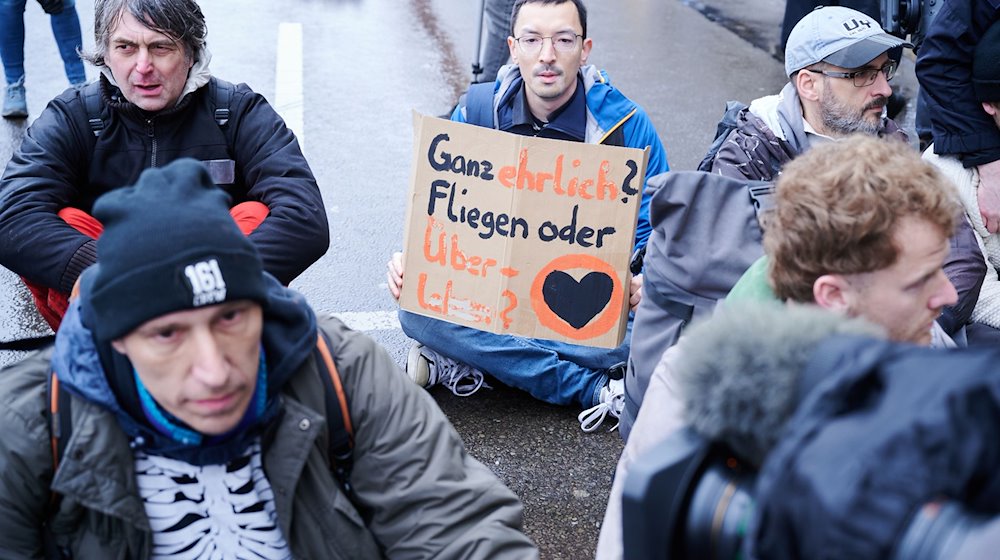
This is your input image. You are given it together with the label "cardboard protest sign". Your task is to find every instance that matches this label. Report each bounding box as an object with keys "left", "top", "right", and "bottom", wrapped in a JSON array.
[{"left": 400, "top": 112, "right": 648, "bottom": 348}]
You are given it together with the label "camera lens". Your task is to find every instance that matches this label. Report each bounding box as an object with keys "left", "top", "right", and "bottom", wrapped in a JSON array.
[
  {"left": 892, "top": 501, "right": 998, "bottom": 560},
  {"left": 680, "top": 454, "right": 756, "bottom": 560}
]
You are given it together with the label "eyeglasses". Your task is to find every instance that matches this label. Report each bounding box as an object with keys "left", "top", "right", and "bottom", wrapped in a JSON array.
[
  {"left": 804, "top": 60, "right": 898, "bottom": 87},
  {"left": 513, "top": 32, "right": 583, "bottom": 54}
]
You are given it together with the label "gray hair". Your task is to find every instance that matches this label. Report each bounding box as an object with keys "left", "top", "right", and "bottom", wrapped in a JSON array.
[{"left": 82, "top": 0, "right": 207, "bottom": 67}]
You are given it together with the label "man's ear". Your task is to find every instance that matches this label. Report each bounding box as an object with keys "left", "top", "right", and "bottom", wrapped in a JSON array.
[
  {"left": 580, "top": 37, "right": 593, "bottom": 65},
  {"left": 983, "top": 101, "right": 999, "bottom": 117},
  {"left": 794, "top": 69, "right": 822, "bottom": 102},
  {"left": 813, "top": 274, "right": 852, "bottom": 312},
  {"left": 508, "top": 36, "right": 519, "bottom": 64},
  {"left": 111, "top": 338, "right": 127, "bottom": 355}
]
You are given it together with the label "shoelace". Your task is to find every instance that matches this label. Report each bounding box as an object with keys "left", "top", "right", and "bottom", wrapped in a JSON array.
[
  {"left": 435, "top": 360, "right": 490, "bottom": 397},
  {"left": 578, "top": 392, "right": 625, "bottom": 433}
]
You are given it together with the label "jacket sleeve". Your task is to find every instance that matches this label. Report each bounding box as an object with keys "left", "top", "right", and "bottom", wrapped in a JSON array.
[
  {"left": 322, "top": 317, "right": 538, "bottom": 559},
  {"left": 0, "top": 350, "right": 57, "bottom": 559},
  {"left": 0, "top": 92, "right": 97, "bottom": 293},
  {"left": 229, "top": 85, "right": 329, "bottom": 284},
  {"left": 916, "top": 0, "right": 1000, "bottom": 165},
  {"left": 941, "top": 217, "right": 986, "bottom": 334},
  {"left": 623, "top": 107, "right": 669, "bottom": 253}
]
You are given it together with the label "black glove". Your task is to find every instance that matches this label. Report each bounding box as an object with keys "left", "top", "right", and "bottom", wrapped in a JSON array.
[{"left": 37, "top": 0, "right": 64, "bottom": 15}]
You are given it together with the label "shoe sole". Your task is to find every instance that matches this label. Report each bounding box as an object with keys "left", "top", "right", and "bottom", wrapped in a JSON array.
[{"left": 405, "top": 344, "right": 431, "bottom": 387}]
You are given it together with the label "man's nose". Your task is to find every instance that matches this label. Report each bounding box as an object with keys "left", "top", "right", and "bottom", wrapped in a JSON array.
[
  {"left": 135, "top": 48, "right": 153, "bottom": 73},
  {"left": 871, "top": 69, "right": 893, "bottom": 98},
  {"left": 538, "top": 37, "right": 557, "bottom": 61},
  {"left": 931, "top": 274, "right": 959, "bottom": 310},
  {"left": 189, "top": 331, "right": 228, "bottom": 387}
]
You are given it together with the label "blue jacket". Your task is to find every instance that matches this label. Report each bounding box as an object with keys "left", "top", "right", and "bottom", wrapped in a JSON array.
[
  {"left": 454, "top": 64, "right": 670, "bottom": 252},
  {"left": 916, "top": 0, "right": 1000, "bottom": 166}
]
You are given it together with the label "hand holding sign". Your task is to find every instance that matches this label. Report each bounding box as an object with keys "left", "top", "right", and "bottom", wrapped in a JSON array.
[{"left": 400, "top": 113, "right": 648, "bottom": 348}]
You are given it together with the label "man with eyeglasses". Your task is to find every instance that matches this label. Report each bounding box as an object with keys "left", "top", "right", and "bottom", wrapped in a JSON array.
[
  {"left": 707, "top": 6, "right": 985, "bottom": 345},
  {"left": 708, "top": 6, "right": 909, "bottom": 182},
  {"left": 387, "top": 0, "right": 669, "bottom": 432}
]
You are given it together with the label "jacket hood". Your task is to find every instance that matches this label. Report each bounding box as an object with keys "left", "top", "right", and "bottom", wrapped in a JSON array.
[
  {"left": 748, "top": 82, "right": 810, "bottom": 151},
  {"left": 52, "top": 273, "right": 317, "bottom": 464},
  {"left": 493, "top": 64, "right": 638, "bottom": 142}
]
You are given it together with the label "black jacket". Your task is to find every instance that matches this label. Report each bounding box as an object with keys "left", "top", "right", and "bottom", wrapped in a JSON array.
[
  {"left": 0, "top": 76, "right": 329, "bottom": 292},
  {"left": 750, "top": 336, "right": 1000, "bottom": 559},
  {"left": 916, "top": 0, "right": 1000, "bottom": 166}
]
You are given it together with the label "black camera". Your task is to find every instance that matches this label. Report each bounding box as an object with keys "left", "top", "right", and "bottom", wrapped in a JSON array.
[
  {"left": 880, "top": 0, "right": 944, "bottom": 51},
  {"left": 621, "top": 429, "right": 998, "bottom": 560}
]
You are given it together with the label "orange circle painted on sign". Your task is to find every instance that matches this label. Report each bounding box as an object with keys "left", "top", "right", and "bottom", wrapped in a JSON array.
[{"left": 530, "top": 254, "right": 624, "bottom": 340}]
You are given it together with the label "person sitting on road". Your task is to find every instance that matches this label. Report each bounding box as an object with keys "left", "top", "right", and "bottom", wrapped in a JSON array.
[
  {"left": 923, "top": 20, "right": 1000, "bottom": 346},
  {"left": 0, "top": 0, "right": 328, "bottom": 332},
  {"left": 702, "top": 4, "right": 984, "bottom": 340},
  {"left": 0, "top": 158, "right": 537, "bottom": 559},
  {"left": 596, "top": 136, "right": 962, "bottom": 559},
  {"left": 709, "top": 6, "right": 909, "bottom": 181},
  {"left": 387, "top": 0, "right": 669, "bottom": 433}
]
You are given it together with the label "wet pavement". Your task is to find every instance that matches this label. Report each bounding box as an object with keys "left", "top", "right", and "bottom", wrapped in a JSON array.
[{"left": 0, "top": 0, "right": 919, "bottom": 557}]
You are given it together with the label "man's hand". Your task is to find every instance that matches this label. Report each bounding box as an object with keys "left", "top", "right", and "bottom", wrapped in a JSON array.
[
  {"left": 386, "top": 252, "right": 404, "bottom": 301},
  {"left": 36, "top": 0, "right": 64, "bottom": 14},
  {"left": 629, "top": 274, "right": 642, "bottom": 312},
  {"left": 978, "top": 159, "right": 1000, "bottom": 233}
]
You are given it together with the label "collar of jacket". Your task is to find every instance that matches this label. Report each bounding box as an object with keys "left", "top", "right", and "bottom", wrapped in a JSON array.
[
  {"left": 493, "top": 63, "right": 638, "bottom": 144},
  {"left": 51, "top": 273, "right": 318, "bottom": 466},
  {"left": 502, "top": 76, "right": 587, "bottom": 141},
  {"left": 48, "top": 373, "right": 332, "bottom": 539}
]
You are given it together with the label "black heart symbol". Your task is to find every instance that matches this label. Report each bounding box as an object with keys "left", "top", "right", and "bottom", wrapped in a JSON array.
[{"left": 542, "top": 271, "right": 613, "bottom": 329}]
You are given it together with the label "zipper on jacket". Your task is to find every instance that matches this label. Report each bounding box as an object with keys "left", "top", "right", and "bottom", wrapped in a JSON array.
[{"left": 146, "top": 119, "right": 157, "bottom": 168}]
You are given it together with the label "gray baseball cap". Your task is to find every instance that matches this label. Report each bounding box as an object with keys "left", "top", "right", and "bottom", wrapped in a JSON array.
[{"left": 784, "top": 6, "right": 911, "bottom": 77}]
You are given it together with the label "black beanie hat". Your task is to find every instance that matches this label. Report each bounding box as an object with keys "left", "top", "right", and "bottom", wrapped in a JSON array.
[
  {"left": 974, "top": 19, "right": 1000, "bottom": 102},
  {"left": 81, "top": 158, "right": 268, "bottom": 342}
]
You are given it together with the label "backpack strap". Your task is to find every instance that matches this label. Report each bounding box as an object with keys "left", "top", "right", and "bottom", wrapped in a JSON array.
[
  {"left": 747, "top": 181, "right": 776, "bottom": 227},
  {"left": 83, "top": 82, "right": 105, "bottom": 137},
  {"left": 209, "top": 78, "right": 232, "bottom": 128},
  {"left": 46, "top": 370, "right": 72, "bottom": 515},
  {"left": 314, "top": 332, "right": 356, "bottom": 498},
  {"left": 464, "top": 82, "right": 497, "bottom": 128},
  {"left": 0, "top": 334, "right": 55, "bottom": 351}
]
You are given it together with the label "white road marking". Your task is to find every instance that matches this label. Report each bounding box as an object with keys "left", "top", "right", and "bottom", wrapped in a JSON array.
[
  {"left": 275, "top": 23, "right": 304, "bottom": 148},
  {"left": 330, "top": 311, "right": 402, "bottom": 332}
]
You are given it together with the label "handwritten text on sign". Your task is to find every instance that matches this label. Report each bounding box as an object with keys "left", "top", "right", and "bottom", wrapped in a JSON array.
[{"left": 400, "top": 113, "right": 648, "bottom": 348}]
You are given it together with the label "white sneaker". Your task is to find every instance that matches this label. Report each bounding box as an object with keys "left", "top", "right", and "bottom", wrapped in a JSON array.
[
  {"left": 578, "top": 377, "right": 625, "bottom": 432},
  {"left": 405, "top": 343, "right": 489, "bottom": 397}
]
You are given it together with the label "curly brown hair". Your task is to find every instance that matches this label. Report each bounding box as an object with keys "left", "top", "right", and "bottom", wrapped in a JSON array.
[{"left": 765, "top": 136, "right": 960, "bottom": 303}]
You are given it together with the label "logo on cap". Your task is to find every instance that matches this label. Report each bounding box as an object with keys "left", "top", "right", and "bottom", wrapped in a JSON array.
[
  {"left": 184, "top": 258, "right": 228, "bottom": 306},
  {"left": 841, "top": 17, "right": 873, "bottom": 35}
]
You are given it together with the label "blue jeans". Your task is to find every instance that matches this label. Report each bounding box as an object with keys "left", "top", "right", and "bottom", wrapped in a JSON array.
[
  {"left": 399, "top": 310, "right": 632, "bottom": 407},
  {"left": 0, "top": 0, "right": 86, "bottom": 85}
]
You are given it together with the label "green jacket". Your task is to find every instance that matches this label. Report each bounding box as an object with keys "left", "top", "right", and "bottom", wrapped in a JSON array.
[{"left": 0, "top": 315, "right": 537, "bottom": 559}]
